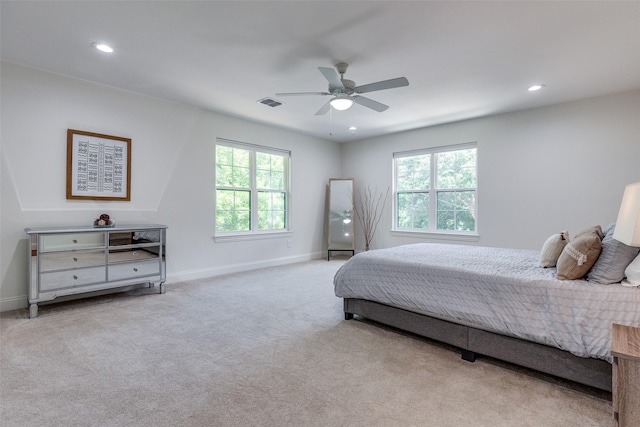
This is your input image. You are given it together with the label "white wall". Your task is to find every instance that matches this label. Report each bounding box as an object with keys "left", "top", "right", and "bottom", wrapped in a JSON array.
[
  {"left": 2, "top": 61, "right": 639, "bottom": 313},
  {"left": 1, "top": 62, "right": 342, "bottom": 311},
  {"left": 342, "top": 90, "right": 640, "bottom": 251}
]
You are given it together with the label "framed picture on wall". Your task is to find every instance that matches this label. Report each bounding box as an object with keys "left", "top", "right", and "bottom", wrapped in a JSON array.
[{"left": 66, "top": 129, "right": 132, "bottom": 201}]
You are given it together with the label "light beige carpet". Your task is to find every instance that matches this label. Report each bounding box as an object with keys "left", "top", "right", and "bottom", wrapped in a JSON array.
[{"left": 1, "top": 259, "right": 611, "bottom": 426}]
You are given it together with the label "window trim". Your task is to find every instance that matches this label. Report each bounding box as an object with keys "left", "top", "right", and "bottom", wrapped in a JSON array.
[
  {"left": 392, "top": 142, "right": 478, "bottom": 237},
  {"left": 215, "top": 138, "right": 291, "bottom": 240}
]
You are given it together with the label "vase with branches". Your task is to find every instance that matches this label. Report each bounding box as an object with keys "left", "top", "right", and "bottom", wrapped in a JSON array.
[{"left": 355, "top": 185, "right": 390, "bottom": 251}]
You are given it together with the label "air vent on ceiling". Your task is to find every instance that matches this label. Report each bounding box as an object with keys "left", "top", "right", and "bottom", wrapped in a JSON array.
[{"left": 258, "top": 97, "right": 283, "bottom": 108}]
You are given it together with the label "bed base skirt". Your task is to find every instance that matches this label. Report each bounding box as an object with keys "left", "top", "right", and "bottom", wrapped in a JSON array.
[{"left": 343, "top": 298, "right": 612, "bottom": 392}]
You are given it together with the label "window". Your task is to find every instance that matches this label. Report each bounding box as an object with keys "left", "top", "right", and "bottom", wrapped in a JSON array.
[
  {"left": 215, "top": 139, "right": 290, "bottom": 235},
  {"left": 394, "top": 143, "right": 477, "bottom": 234}
]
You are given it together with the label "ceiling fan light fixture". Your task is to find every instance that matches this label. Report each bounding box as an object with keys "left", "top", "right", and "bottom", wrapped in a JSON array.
[
  {"left": 330, "top": 95, "right": 354, "bottom": 111},
  {"left": 92, "top": 42, "right": 114, "bottom": 53}
]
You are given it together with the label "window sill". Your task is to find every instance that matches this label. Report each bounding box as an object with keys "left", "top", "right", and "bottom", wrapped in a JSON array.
[
  {"left": 390, "top": 230, "right": 479, "bottom": 242},
  {"left": 214, "top": 230, "right": 293, "bottom": 243}
]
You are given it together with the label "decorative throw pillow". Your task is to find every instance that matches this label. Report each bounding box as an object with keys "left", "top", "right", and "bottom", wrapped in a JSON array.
[
  {"left": 575, "top": 225, "right": 604, "bottom": 240},
  {"left": 556, "top": 231, "right": 603, "bottom": 280},
  {"left": 587, "top": 223, "right": 640, "bottom": 284},
  {"left": 540, "top": 231, "right": 569, "bottom": 267}
]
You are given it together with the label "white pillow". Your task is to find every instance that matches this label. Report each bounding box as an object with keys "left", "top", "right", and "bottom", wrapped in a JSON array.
[
  {"left": 623, "top": 253, "right": 640, "bottom": 287},
  {"left": 540, "top": 231, "right": 569, "bottom": 268}
]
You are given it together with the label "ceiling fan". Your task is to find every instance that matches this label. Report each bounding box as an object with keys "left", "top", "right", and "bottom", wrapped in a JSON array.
[{"left": 276, "top": 63, "right": 409, "bottom": 116}]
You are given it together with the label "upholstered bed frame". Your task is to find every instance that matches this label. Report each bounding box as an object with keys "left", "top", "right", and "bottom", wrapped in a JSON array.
[{"left": 343, "top": 298, "right": 612, "bottom": 392}]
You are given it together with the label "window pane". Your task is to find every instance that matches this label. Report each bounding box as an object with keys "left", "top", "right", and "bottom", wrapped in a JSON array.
[
  {"left": 216, "top": 145, "right": 251, "bottom": 188},
  {"left": 257, "top": 191, "right": 286, "bottom": 230},
  {"left": 396, "top": 192, "right": 429, "bottom": 229},
  {"left": 396, "top": 155, "right": 430, "bottom": 191},
  {"left": 216, "top": 189, "right": 251, "bottom": 232},
  {"left": 436, "top": 149, "right": 476, "bottom": 189},
  {"left": 436, "top": 191, "right": 476, "bottom": 231},
  {"left": 256, "top": 152, "right": 286, "bottom": 190}
]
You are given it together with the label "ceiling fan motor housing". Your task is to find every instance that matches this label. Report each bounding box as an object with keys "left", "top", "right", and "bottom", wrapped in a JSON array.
[{"left": 330, "top": 79, "right": 356, "bottom": 95}]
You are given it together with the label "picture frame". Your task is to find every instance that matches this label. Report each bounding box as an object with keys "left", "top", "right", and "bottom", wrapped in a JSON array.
[{"left": 66, "top": 129, "right": 131, "bottom": 201}]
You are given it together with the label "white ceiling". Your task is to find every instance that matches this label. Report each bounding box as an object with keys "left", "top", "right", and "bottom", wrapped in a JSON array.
[{"left": 2, "top": 1, "right": 640, "bottom": 142}]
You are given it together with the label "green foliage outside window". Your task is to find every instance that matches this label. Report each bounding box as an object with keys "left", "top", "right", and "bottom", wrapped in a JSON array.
[
  {"left": 435, "top": 149, "right": 476, "bottom": 232},
  {"left": 396, "top": 154, "right": 430, "bottom": 191},
  {"left": 216, "top": 143, "right": 288, "bottom": 233},
  {"left": 396, "top": 192, "right": 429, "bottom": 229},
  {"left": 216, "top": 189, "right": 251, "bottom": 232},
  {"left": 216, "top": 145, "right": 250, "bottom": 188},
  {"left": 395, "top": 146, "right": 476, "bottom": 233}
]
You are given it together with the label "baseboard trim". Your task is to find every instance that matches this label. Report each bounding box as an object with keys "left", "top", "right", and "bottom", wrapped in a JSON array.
[
  {"left": 1, "top": 252, "right": 326, "bottom": 312},
  {"left": 166, "top": 251, "right": 325, "bottom": 283},
  {"left": 1, "top": 295, "right": 29, "bottom": 313}
]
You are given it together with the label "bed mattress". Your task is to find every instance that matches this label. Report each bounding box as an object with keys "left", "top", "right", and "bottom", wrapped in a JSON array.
[{"left": 334, "top": 243, "right": 640, "bottom": 361}]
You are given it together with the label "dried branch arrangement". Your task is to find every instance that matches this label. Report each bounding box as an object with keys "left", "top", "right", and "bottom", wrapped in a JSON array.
[{"left": 355, "top": 185, "right": 390, "bottom": 251}]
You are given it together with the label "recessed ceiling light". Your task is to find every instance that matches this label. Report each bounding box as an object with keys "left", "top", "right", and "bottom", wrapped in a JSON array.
[
  {"left": 528, "top": 84, "right": 544, "bottom": 92},
  {"left": 349, "top": 126, "right": 357, "bottom": 131},
  {"left": 92, "top": 42, "right": 114, "bottom": 53}
]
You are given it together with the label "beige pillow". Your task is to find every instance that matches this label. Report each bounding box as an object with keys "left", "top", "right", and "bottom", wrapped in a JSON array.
[
  {"left": 556, "top": 231, "right": 602, "bottom": 280},
  {"left": 575, "top": 225, "right": 604, "bottom": 240},
  {"left": 540, "top": 231, "right": 569, "bottom": 267}
]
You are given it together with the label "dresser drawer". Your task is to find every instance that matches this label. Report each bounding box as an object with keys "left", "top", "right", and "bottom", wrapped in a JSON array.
[
  {"left": 40, "top": 232, "right": 105, "bottom": 252},
  {"left": 40, "top": 267, "right": 106, "bottom": 291},
  {"left": 40, "top": 250, "right": 105, "bottom": 272},
  {"left": 108, "top": 261, "right": 160, "bottom": 281},
  {"left": 108, "top": 248, "right": 159, "bottom": 263}
]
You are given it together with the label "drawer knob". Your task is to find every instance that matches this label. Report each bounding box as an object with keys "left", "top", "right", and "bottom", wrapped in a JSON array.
[
  {"left": 73, "top": 275, "right": 78, "bottom": 280},
  {"left": 133, "top": 268, "right": 138, "bottom": 272},
  {"left": 73, "top": 257, "right": 78, "bottom": 262}
]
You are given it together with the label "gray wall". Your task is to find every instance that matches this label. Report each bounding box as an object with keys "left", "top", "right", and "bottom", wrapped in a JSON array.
[
  {"left": 1, "top": 62, "right": 342, "bottom": 311},
  {"left": 2, "top": 61, "right": 639, "bottom": 312},
  {"left": 341, "top": 90, "right": 640, "bottom": 251}
]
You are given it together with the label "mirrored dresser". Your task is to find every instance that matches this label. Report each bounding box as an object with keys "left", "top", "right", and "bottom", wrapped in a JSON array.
[{"left": 25, "top": 224, "right": 167, "bottom": 318}]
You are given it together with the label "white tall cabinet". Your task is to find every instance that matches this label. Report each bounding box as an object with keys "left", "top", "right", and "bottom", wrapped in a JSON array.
[{"left": 25, "top": 224, "right": 167, "bottom": 318}]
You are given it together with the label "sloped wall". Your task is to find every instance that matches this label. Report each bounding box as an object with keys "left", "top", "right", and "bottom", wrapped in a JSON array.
[{"left": 1, "top": 62, "right": 342, "bottom": 311}]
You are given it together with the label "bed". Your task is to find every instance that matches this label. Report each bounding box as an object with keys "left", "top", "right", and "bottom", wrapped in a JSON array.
[{"left": 334, "top": 242, "right": 640, "bottom": 391}]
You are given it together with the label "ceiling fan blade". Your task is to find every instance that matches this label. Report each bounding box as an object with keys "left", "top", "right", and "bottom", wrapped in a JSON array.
[
  {"left": 318, "top": 67, "right": 344, "bottom": 89},
  {"left": 315, "top": 100, "right": 332, "bottom": 116},
  {"left": 275, "top": 92, "right": 329, "bottom": 97},
  {"left": 355, "top": 77, "right": 409, "bottom": 94},
  {"left": 353, "top": 96, "right": 389, "bottom": 112}
]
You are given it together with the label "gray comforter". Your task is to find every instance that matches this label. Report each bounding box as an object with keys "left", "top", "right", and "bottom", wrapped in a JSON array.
[{"left": 334, "top": 243, "right": 640, "bottom": 361}]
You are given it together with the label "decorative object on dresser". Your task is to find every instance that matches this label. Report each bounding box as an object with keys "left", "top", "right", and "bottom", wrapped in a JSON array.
[
  {"left": 611, "top": 323, "right": 640, "bottom": 427},
  {"left": 25, "top": 224, "right": 167, "bottom": 318}
]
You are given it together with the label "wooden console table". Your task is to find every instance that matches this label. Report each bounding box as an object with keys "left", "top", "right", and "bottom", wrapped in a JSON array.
[{"left": 611, "top": 323, "right": 640, "bottom": 427}]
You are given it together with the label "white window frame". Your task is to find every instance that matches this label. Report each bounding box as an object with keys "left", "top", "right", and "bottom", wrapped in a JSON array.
[
  {"left": 214, "top": 138, "right": 292, "bottom": 242},
  {"left": 392, "top": 142, "right": 478, "bottom": 240}
]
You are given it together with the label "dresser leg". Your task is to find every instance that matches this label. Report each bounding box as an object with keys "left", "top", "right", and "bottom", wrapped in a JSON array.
[
  {"left": 159, "top": 282, "right": 166, "bottom": 294},
  {"left": 29, "top": 304, "right": 38, "bottom": 319}
]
